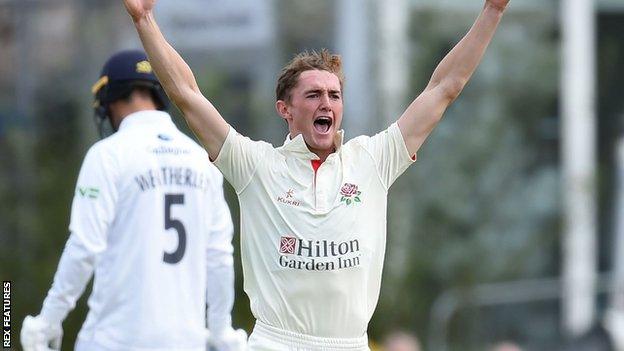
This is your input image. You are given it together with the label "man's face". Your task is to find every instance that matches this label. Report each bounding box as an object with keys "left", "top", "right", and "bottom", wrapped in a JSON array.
[{"left": 277, "top": 70, "right": 343, "bottom": 157}]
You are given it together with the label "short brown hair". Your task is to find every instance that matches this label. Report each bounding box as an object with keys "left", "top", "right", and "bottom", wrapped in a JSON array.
[{"left": 276, "top": 49, "right": 344, "bottom": 102}]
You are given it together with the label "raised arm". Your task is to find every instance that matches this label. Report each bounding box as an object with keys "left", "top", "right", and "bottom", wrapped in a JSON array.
[
  {"left": 123, "top": 0, "right": 229, "bottom": 159},
  {"left": 397, "top": 0, "right": 509, "bottom": 156}
]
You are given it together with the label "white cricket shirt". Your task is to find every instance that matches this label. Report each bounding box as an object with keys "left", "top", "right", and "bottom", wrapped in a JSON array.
[
  {"left": 214, "top": 122, "right": 415, "bottom": 338},
  {"left": 40, "top": 111, "right": 234, "bottom": 351}
]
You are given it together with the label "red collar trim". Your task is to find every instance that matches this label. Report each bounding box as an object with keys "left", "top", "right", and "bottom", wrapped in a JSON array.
[{"left": 311, "top": 159, "right": 323, "bottom": 174}]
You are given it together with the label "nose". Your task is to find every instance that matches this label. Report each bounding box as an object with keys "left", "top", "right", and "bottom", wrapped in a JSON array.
[{"left": 319, "top": 93, "right": 332, "bottom": 112}]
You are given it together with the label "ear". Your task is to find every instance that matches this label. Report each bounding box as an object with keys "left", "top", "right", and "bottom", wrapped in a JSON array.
[{"left": 276, "top": 100, "right": 291, "bottom": 122}]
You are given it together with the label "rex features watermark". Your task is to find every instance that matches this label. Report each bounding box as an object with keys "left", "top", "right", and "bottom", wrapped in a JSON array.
[
  {"left": 3, "top": 281, "right": 10, "bottom": 349},
  {"left": 278, "top": 236, "right": 361, "bottom": 271}
]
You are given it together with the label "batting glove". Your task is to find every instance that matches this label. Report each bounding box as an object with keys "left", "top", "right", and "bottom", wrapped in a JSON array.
[
  {"left": 604, "top": 309, "right": 624, "bottom": 351},
  {"left": 20, "top": 315, "right": 63, "bottom": 351},
  {"left": 208, "top": 327, "right": 248, "bottom": 351}
]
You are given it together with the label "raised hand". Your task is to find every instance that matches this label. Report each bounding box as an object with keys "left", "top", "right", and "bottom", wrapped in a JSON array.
[{"left": 123, "top": 0, "right": 156, "bottom": 22}]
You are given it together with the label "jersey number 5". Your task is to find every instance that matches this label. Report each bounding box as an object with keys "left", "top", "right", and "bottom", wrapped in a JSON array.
[{"left": 164, "top": 194, "right": 186, "bottom": 264}]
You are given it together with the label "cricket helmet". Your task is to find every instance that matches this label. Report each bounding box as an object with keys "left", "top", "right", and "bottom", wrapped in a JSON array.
[{"left": 91, "top": 50, "right": 169, "bottom": 137}]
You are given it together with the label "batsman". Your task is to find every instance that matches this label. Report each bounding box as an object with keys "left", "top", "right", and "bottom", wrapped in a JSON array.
[
  {"left": 20, "top": 50, "right": 246, "bottom": 351},
  {"left": 123, "top": 0, "right": 510, "bottom": 349}
]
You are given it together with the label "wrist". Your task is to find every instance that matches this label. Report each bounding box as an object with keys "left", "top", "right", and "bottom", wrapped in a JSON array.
[
  {"left": 39, "top": 306, "right": 65, "bottom": 327},
  {"left": 484, "top": 1, "right": 507, "bottom": 14},
  {"left": 208, "top": 315, "right": 233, "bottom": 335},
  {"left": 132, "top": 11, "right": 155, "bottom": 28}
]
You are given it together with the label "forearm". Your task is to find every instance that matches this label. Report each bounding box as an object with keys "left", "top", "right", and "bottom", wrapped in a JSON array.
[
  {"left": 131, "top": 12, "right": 228, "bottom": 158},
  {"left": 426, "top": 3, "right": 506, "bottom": 97},
  {"left": 206, "top": 264, "right": 235, "bottom": 333},
  {"left": 133, "top": 13, "right": 198, "bottom": 105},
  {"left": 40, "top": 234, "right": 95, "bottom": 325},
  {"left": 397, "top": 2, "right": 507, "bottom": 155}
]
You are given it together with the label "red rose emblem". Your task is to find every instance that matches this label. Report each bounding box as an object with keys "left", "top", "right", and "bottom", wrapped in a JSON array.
[
  {"left": 340, "top": 183, "right": 358, "bottom": 197},
  {"left": 340, "top": 183, "right": 361, "bottom": 205}
]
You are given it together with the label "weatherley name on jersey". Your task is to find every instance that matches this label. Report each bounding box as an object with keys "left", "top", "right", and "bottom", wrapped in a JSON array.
[{"left": 134, "top": 167, "right": 210, "bottom": 192}]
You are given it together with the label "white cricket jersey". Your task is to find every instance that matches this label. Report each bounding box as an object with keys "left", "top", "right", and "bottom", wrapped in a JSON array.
[
  {"left": 39, "top": 111, "right": 234, "bottom": 351},
  {"left": 214, "top": 122, "right": 415, "bottom": 339}
]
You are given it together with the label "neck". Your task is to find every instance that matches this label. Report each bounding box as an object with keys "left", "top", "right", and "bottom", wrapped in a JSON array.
[
  {"left": 118, "top": 103, "right": 156, "bottom": 121},
  {"left": 309, "top": 146, "right": 334, "bottom": 162},
  {"left": 110, "top": 98, "right": 158, "bottom": 129}
]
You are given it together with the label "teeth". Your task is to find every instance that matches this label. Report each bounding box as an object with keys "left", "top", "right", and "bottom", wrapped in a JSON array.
[{"left": 315, "top": 117, "right": 332, "bottom": 125}]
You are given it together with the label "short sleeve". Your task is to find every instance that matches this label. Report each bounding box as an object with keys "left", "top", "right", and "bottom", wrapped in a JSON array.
[
  {"left": 359, "top": 122, "right": 416, "bottom": 189},
  {"left": 213, "top": 126, "right": 268, "bottom": 193}
]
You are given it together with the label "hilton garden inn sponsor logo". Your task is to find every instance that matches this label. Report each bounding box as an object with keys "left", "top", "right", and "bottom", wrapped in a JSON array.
[{"left": 278, "top": 236, "right": 362, "bottom": 271}]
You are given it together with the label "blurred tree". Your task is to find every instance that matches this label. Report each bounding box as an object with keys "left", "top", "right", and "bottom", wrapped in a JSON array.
[{"left": 372, "top": 5, "right": 560, "bottom": 350}]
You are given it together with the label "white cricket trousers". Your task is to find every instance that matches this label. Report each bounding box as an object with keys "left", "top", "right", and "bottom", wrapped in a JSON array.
[{"left": 248, "top": 320, "right": 370, "bottom": 351}]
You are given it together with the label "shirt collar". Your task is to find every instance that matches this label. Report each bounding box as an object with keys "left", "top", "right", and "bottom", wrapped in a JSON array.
[
  {"left": 280, "top": 130, "right": 345, "bottom": 159},
  {"left": 118, "top": 110, "right": 174, "bottom": 130}
]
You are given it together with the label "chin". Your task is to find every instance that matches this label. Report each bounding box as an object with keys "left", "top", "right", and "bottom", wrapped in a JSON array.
[
  {"left": 313, "top": 140, "right": 335, "bottom": 152},
  {"left": 305, "top": 131, "right": 334, "bottom": 152}
]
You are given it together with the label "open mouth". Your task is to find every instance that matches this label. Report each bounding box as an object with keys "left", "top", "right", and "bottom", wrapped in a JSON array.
[{"left": 313, "top": 116, "right": 333, "bottom": 134}]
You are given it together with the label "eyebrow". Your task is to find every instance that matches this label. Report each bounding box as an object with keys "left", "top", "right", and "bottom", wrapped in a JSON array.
[{"left": 304, "top": 88, "right": 342, "bottom": 95}]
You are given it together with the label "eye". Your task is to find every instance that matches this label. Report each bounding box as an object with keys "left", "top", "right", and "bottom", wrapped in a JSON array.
[
  {"left": 331, "top": 94, "right": 341, "bottom": 100},
  {"left": 307, "top": 93, "right": 319, "bottom": 99}
]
